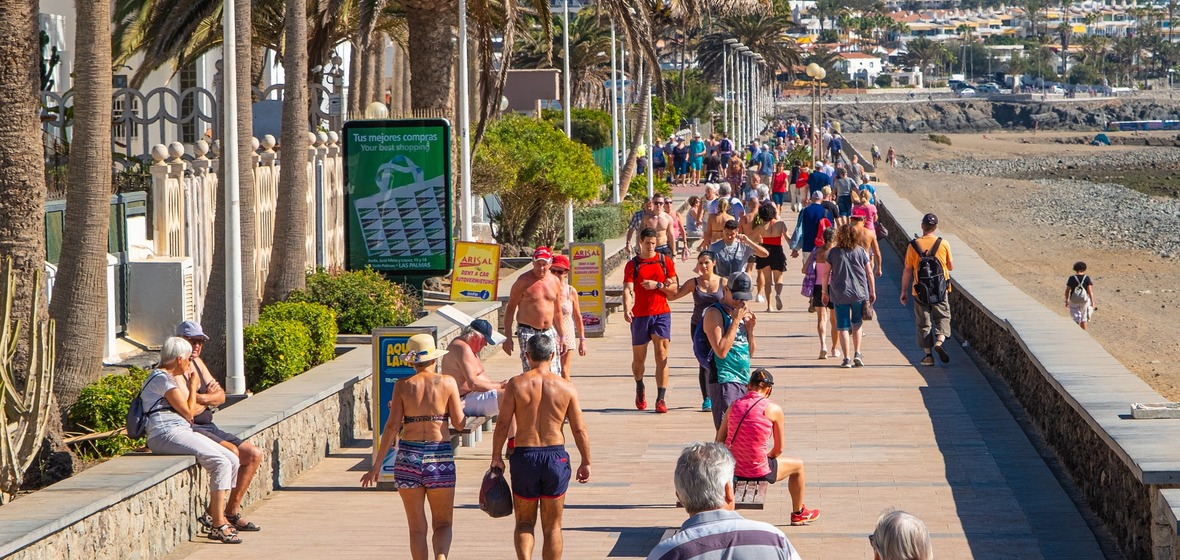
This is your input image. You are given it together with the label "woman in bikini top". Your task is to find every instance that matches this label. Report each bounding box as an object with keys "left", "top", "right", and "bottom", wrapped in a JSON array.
[{"left": 702, "top": 198, "right": 734, "bottom": 249}]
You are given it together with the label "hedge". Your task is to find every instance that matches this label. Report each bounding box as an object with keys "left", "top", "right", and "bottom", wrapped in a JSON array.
[
  {"left": 288, "top": 268, "right": 420, "bottom": 334},
  {"left": 68, "top": 366, "right": 151, "bottom": 458},
  {"left": 260, "top": 301, "right": 338, "bottom": 365},
  {"left": 243, "top": 319, "right": 314, "bottom": 391}
]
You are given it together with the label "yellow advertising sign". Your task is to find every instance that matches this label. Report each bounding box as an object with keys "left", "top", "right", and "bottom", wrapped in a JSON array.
[
  {"left": 450, "top": 241, "right": 501, "bottom": 302},
  {"left": 570, "top": 243, "right": 605, "bottom": 336}
]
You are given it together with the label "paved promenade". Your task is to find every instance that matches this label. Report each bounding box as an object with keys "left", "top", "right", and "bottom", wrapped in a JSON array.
[{"left": 166, "top": 244, "right": 1105, "bottom": 559}]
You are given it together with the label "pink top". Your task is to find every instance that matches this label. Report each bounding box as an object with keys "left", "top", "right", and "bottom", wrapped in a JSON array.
[
  {"left": 725, "top": 391, "right": 773, "bottom": 478},
  {"left": 852, "top": 204, "right": 877, "bottom": 233}
]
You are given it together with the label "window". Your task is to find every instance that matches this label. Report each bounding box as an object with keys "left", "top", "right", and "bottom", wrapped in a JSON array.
[{"left": 179, "top": 63, "right": 198, "bottom": 143}]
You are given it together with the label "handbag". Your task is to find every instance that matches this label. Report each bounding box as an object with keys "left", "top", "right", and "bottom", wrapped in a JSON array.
[
  {"left": 862, "top": 300, "right": 875, "bottom": 321},
  {"left": 874, "top": 220, "right": 889, "bottom": 239},
  {"left": 800, "top": 253, "right": 817, "bottom": 297},
  {"left": 478, "top": 467, "right": 514, "bottom": 518},
  {"left": 789, "top": 220, "right": 804, "bottom": 250}
]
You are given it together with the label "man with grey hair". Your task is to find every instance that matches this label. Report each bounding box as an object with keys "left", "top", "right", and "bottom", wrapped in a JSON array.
[
  {"left": 708, "top": 184, "right": 745, "bottom": 220},
  {"left": 442, "top": 318, "right": 505, "bottom": 417},
  {"left": 491, "top": 333, "right": 591, "bottom": 560},
  {"left": 869, "top": 508, "right": 933, "bottom": 560},
  {"left": 647, "top": 442, "right": 800, "bottom": 560}
]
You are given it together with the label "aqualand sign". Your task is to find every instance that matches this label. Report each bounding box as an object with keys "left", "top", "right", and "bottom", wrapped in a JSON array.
[
  {"left": 570, "top": 243, "right": 605, "bottom": 336},
  {"left": 450, "top": 241, "right": 501, "bottom": 302}
]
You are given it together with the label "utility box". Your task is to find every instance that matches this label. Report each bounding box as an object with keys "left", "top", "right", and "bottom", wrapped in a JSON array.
[{"left": 126, "top": 257, "right": 195, "bottom": 349}]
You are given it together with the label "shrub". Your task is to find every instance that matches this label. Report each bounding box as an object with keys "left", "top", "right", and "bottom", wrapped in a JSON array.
[
  {"left": 875, "top": 74, "right": 894, "bottom": 88},
  {"left": 68, "top": 366, "right": 151, "bottom": 458},
  {"left": 288, "top": 268, "right": 421, "bottom": 334},
  {"left": 243, "top": 319, "right": 314, "bottom": 391},
  {"left": 260, "top": 301, "right": 338, "bottom": 365},
  {"left": 626, "top": 173, "right": 671, "bottom": 202},
  {"left": 928, "top": 134, "right": 952, "bottom": 145},
  {"left": 574, "top": 204, "right": 628, "bottom": 242}
]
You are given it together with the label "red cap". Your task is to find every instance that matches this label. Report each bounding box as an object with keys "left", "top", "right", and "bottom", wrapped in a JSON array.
[
  {"left": 852, "top": 206, "right": 870, "bottom": 219},
  {"left": 551, "top": 254, "right": 570, "bottom": 271},
  {"left": 532, "top": 246, "right": 553, "bottom": 262}
]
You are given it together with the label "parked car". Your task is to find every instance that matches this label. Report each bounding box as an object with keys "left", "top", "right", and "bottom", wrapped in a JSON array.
[
  {"left": 977, "top": 83, "right": 1001, "bottom": 93},
  {"left": 958, "top": 87, "right": 976, "bottom": 97}
]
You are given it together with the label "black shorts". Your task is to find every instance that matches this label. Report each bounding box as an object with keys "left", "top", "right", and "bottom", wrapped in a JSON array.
[
  {"left": 810, "top": 285, "right": 833, "bottom": 309},
  {"left": 755, "top": 245, "right": 786, "bottom": 271},
  {"left": 656, "top": 244, "right": 673, "bottom": 256},
  {"left": 192, "top": 421, "right": 244, "bottom": 447},
  {"left": 509, "top": 445, "right": 571, "bottom": 500},
  {"left": 736, "top": 456, "right": 778, "bottom": 484}
]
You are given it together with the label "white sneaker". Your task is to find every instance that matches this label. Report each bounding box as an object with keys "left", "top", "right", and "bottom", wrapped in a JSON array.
[{"left": 756, "top": 294, "right": 765, "bottom": 303}]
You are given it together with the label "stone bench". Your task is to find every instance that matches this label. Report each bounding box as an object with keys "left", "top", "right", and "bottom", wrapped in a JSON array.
[
  {"left": 733, "top": 480, "right": 769, "bottom": 510},
  {"left": 450, "top": 415, "right": 493, "bottom": 450}
]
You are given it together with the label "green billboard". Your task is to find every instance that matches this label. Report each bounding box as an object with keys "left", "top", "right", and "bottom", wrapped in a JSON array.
[{"left": 342, "top": 119, "right": 453, "bottom": 275}]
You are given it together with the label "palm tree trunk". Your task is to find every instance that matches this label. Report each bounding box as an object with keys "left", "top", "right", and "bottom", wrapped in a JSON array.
[
  {"left": 49, "top": 0, "right": 112, "bottom": 412},
  {"left": 400, "top": 45, "right": 412, "bottom": 112},
  {"left": 389, "top": 41, "right": 405, "bottom": 114},
  {"left": 262, "top": 0, "right": 310, "bottom": 305},
  {"left": 404, "top": 0, "right": 458, "bottom": 113},
  {"left": 202, "top": 0, "right": 259, "bottom": 379},
  {"left": 0, "top": 0, "right": 48, "bottom": 383},
  {"left": 618, "top": 62, "right": 650, "bottom": 189},
  {"left": 357, "top": 41, "right": 372, "bottom": 109},
  {"left": 347, "top": 39, "right": 362, "bottom": 117},
  {"left": 367, "top": 33, "right": 387, "bottom": 107}
]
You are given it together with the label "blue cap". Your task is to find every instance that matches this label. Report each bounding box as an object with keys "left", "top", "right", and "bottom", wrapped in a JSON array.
[
  {"left": 470, "top": 319, "right": 495, "bottom": 341},
  {"left": 175, "top": 320, "right": 208, "bottom": 341}
]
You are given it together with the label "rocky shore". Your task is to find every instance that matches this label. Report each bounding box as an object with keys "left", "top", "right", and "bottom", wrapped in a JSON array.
[
  {"left": 900, "top": 147, "right": 1180, "bottom": 176},
  {"left": 818, "top": 98, "right": 1179, "bottom": 133}
]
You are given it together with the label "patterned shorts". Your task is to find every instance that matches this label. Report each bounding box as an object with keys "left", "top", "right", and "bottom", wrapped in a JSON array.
[
  {"left": 394, "top": 440, "right": 456, "bottom": 490},
  {"left": 517, "top": 324, "right": 562, "bottom": 375}
]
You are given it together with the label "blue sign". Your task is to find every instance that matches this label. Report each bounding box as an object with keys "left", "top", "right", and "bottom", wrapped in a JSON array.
[
  {"left": 459, "top": 289, "right": 491, "bottom": 300},
  {"left": 371, "top": 326, "right": 437, "bottom": 484}
]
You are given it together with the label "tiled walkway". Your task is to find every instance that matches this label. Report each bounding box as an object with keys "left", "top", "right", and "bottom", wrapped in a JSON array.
[{"left": 167, "top": 234, "right": 1105, "bottom": 559}]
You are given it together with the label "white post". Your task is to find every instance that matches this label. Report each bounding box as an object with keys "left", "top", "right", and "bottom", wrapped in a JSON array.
[
  {"left": 610, "top": 22, "right": 620, "bottom": 203},
  {"left": 563, "top": 0, "right": 574, "bottom": 249},
  {"left": 222, "top": 0, "right": 245, "bottom": 395},
  {"left": 645, "top": 59, "right": 654, "bottom": 197},
  {"left": 459, "top": 0, "right": 473, "bottom": 241},
  {"left": 620, "top": 46, "right": 628, "bottom": 165},
  {"left": 722, "top": 43, "right": 729, "bottom": 136}
]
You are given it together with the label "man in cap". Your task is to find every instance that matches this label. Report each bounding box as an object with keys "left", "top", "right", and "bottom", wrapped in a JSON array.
[
  {"left": 443, "top": 318, "right": 507, "bottom": 417},
  {"left": 690, "top": 132, "right": 707, "bottom": 185},
  {"left": 701, "top": 272, "right": 758, "bottom": 429},
  {"left": 807, "top": 162, "right": 831, "bottom": 192},
  {"left": 672, "top": 136, "right": 691, "bottom": 184},
  {"left": 502, "top": 246, "right": 566, "bottom": 375},
  {"left": 790, "top": 191, "right": 835, "bottom": 260},
  {"left": 900, "top": 213, "right": 954, "bottom": 366},
  {"left": 175, "top": 320, "right": 264, "bottom": 532}
]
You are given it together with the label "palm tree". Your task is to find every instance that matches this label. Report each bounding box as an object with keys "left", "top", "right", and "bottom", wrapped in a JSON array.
[
  {"left": 1021, "top": 0, "right": 1048, "bottom": 39},
  {"left": 904, "top": 36, "right": 950, "bottom": 77},
  {"left": 696, "top": 11, "right": 802, "bottom": 84},
  {"left": 48, "top": 0, "right": 113, "bottom": 410},
  {"left": 263, "top": 0, "right": 311, "bottom": 304},
  {"left": 0, "top": 0, "right": 49, "bottom": 380},
  {"left": 810, "top": 0, "right": 845, "bottom": 32},
  {"left": 513, "top": 9, "right": 612, "bottom": 110}
]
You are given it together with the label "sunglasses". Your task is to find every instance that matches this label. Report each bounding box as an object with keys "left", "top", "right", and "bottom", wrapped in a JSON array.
[{"left": 553, "top": 269, "right": 568, "bottom": 275}]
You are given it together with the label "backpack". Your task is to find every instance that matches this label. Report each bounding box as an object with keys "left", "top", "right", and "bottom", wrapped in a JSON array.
[
  {"left": 693, "top": 302, "right": 732, "bottom": 370},
  {"left": 630, "top": 254, "right": 669, "bottom": 282},
  {"left": 910, "top": 238, "right": 947, "bottom": 305},
  {"left": 1069, "top": 275, "right": 1089, "bottom": 305},
  {"left": 126, "top": 371, "right": 168, "bottom": 439}
]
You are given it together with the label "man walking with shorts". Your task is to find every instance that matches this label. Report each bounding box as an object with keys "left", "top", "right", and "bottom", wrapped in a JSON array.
[
  {"left": 491, "top": 334, "right": 591, "bottom": 560},
  {"left": 503, "top": 246, "right": 566, "bottom": 375},
  {"left": 624, "top": 227, "right": 679, "bottom": 413}
]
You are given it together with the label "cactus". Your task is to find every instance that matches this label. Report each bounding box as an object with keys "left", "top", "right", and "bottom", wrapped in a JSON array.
[{"left": 0, "top": 257, "right": 56, "bottom": 504}]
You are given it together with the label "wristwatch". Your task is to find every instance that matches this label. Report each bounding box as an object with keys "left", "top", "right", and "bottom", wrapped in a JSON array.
[{"left": 656, "top": 282, "right": 665, "bottom": 289}]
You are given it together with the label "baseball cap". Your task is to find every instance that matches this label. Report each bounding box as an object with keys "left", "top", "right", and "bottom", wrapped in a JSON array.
[
  {"left": 551, "top": 254, "right": 570, "bottom": 271},
  {"left": 175, "top": 320, "right": 208, "bottom": 341},
  {"left": 533, "top": 246, "right": 553, "bottom": 262},
  {"left": 729, "top": 272, "right": 754, "bottom": 300},
  {"left": 922, "top": 213, "right": 938, "bottom": 226},
  {"left": 810, "top": 190, "right": 823, "bottom": 201},
  {"left": 724, "top": 219, "right": 739, "bottom": 230},
  {"left": 469, "top": 318, "right": 495, "bottom": 341},
  {"left": 852, "top": 206, "right": 869, "bottom": 220},
  {"left": 693, "top": 132, "right": 702, "bottom": 138}
]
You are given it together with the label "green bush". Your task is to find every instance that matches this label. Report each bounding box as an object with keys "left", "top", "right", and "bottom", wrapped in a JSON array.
[
  {"left": 574, "top": 204, "right": 627, "bottom": 242},
  {"left": 928, "top": 134, "right": 952, "bottom": 145},
  {"left": 875, "top": 74, "right": 894, "bottom": 88},
  {"left": 244, "top": 319, "right": 314, "bottom": 391},
  {"left": 626, "top": 174, "right": 671, "bottom": 202},
  {"left": 288, "top": 268, "right": 421, "bottom": 334},
  {"left": 68, "top": 366, "right": 151, "bottom": 458},
  {"left": 260, "top": 301, "right": 338, "bottom": 365}
]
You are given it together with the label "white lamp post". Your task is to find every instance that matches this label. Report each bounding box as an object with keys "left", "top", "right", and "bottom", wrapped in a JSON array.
[
  {"left": 609, "top": 22, "right": 620, "bottom": 202},
  {"left": 459, "top": 0, "right": 473, "bottom": 241},
  {"left": 644, "top": 57, "right": 654, "bottom": 197},
  {"left": 222, "top": 0, "right": 245, "bottom": 395},
  {"left": 723, "top": 39, "right": 737, "bottom": 137},
  {"left": 562, "top": 0, "right": 573, "bottom": 249}
]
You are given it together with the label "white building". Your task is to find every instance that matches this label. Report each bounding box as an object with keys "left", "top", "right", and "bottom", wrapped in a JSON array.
[{"left": 835, "top": 52, "right": 883, "bottom": 84}]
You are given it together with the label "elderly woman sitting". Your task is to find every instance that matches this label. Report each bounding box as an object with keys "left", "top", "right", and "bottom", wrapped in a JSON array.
[{"left": 139, "top": 336, "right": 242, "bottom": 544}]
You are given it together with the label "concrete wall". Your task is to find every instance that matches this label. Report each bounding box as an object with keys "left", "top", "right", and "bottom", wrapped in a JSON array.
[
  {"left": 0, "top": 301, "right": 500, "bottom": 559},
  {"left": 873, "top": 182, "right": 1180, "bottom": 560}
]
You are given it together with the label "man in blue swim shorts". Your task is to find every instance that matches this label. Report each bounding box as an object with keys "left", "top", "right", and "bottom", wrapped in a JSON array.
[{"left": 492, "top": 334, "right": 592, "bottom": 560}]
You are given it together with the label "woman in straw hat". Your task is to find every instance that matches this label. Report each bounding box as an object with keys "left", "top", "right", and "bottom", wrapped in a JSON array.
[{"left": 361, "top": 334, "right": 466, "bottom": 560}]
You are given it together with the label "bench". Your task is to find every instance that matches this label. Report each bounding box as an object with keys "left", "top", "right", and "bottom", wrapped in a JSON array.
[
  {"left": 449, "top": 415, "right": 493, "bottom": 451},
  {"left": 676, "top": 479, "right": 768, "bottom": 510},
  {"left": 733, "top": 480, "right": 769, "bottom": 510},
  {"left": 605, "top": 296, "right": 623, "bottom": 312}
]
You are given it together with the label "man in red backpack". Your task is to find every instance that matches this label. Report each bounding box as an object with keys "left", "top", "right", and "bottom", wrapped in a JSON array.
[
  {"left": 624, "top": 228, "right": 679, "bottom": 413},
  {"left": 900, "top": 213, "right": 954, "bottom": 366}
]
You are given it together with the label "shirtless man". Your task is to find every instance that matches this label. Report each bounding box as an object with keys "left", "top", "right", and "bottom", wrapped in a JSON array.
[
  {"left": 850, "top": 213, "right": 883, "bottom": 278},
  {"left": 442, "top": 318, "right": 505, "bottom": 417},
  {"left": 503, "top": 246, "right": 566, "bottom": 375},
  {"left": 491, "top": 334, "right": 591, "bottom": 560},
  {"left": 175, "top": 321, "right": 263, "bottom": 533},
  {"left": 640, "top": 195, "right": 676, "bottom": 257}
]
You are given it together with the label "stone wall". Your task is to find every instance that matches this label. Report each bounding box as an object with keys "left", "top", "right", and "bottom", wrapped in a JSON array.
[{"left": 874, "top": 189, "right": 1174, "bottom": 560}]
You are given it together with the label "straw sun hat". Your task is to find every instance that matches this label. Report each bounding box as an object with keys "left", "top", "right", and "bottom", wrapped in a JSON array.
[{"left": 402, "top": 333, "right": 448, "bottom": 364}]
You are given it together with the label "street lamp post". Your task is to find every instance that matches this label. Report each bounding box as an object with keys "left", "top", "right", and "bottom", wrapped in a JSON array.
[
  {"left": 723, "top": 39, "right": 737, "bottom": 137},
  {"left": 222, "top": 0, "right": 245, "bottom": 394},
  {"left": 609, "top": 22, "right": 620, "bottom": 203},
  {"left": 736, "top": 46, "right": 748, "bottom": 144},
  {"left": 805, "top": 62, "right": 826, "bottom": 159},
  {"left": 459, "top": 0, "right": 472, "bottom": 241},
  {"left": 562, "top": 0, "right": 573, "bottom": 250}
]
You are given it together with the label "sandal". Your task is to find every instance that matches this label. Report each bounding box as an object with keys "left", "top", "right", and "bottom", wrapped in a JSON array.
[
  {"left": 227, "top": 512, "right": 261, "bottom": 532},
  {"left": 208, "top": 523, "right": 242, "bottom": 544},
  {"left": 197, "top": 513, "right": 213, "bottom": 532}
]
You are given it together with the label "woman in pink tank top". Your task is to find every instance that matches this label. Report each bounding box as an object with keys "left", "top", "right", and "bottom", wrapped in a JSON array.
[{"left": 717, "top": 369, "right": 820, "bottom": 526}]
